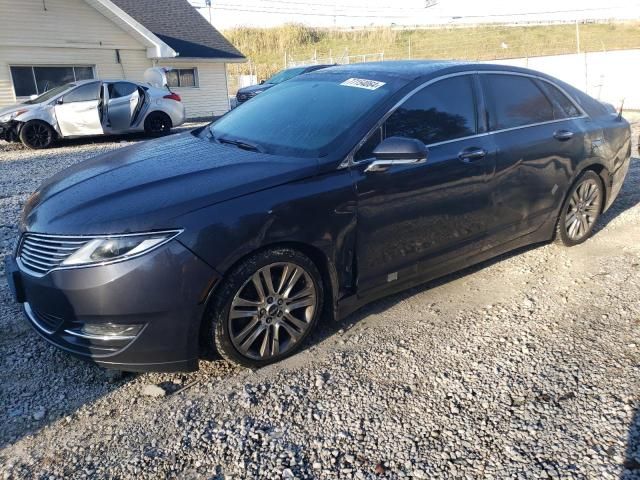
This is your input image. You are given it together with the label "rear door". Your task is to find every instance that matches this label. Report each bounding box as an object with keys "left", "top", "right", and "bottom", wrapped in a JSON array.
[
  {"left": 105, "top": 81, "right": 141, "bottom": 132},
  {"left": 480, "top": 72, "right": 587, "bottom": 248},
  {"left": 54, "top": 82, "right": 103, "bottom": 137},
  {"left": 353, "top": 74, "right": 498, "bottom": 294}
]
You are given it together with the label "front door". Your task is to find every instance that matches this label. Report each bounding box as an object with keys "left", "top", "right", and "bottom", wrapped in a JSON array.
[
  {"left": 105, "top": 81, "right": 141, "bottom": 132},
  {"left": 353, "top": 74, "right": 497, "bottom": 294},
  {"left": 54, "top": 82, "right": 103, "bottom": 137}
]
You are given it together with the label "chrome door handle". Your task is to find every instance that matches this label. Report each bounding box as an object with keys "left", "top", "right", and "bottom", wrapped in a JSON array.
[
  {"left": 458, "top": 147, "right": 487, "bottom": 163},
  {"left": 554, "top": 130, "right": 574, "bottom": 141}
]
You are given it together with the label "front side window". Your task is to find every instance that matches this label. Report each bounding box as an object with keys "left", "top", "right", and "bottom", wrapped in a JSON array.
[
  {"left": 10, "top": 66, "right": 94, "bottom": 97},
  {"left": 482, "top": 74, "right": 555, "bottom": 130},
  {"left": 166, "top": 68, "right": 197, "bottom": 88},
  {"left": 62, "top": 82, "right": 101, "bottom": 103},
  {"left": 385, "top": 75, "right": 477, "bottom": 145}
]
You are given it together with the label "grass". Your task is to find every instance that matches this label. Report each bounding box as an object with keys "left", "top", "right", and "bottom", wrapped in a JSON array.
[{"left": 224, "top": 22, "right": 640, "bottom": 89}]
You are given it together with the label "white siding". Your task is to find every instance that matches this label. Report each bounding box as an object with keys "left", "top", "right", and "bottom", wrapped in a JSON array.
[
  {"left": 0, "top": 0, "right": 148, "bottom": 106},
  {"left": 0, "top": 47, "right": 152, "bottom": 106},
  {"left": 0, "top": 0, "right": 232, "bottom": 118},
  {"left": 159, "top": 62, "right": 230, "bottom": 118},
  {"left": 0, "top": 0, "right": 141, "bottom": 49}
]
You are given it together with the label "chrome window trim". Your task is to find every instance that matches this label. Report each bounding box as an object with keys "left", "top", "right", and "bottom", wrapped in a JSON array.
[{"left": 341, "top": 69, "right": 588, "bottom": 168}]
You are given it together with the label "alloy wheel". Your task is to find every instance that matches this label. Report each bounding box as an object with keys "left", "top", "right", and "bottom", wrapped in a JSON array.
[
  {"left": 564, "top": 178, "right": 602, "bottom": 241},
  {"left": 25, "top": 123, "right": 51, "bottom": 148},
  {"left": 228, "top": 262, "right": 318, "bottom": 360}
]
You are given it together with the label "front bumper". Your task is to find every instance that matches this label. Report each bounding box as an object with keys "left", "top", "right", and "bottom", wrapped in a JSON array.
[
  {"left": 5, "top": 240, "right": 219, "bottom": 372},
  {"left": 0, "top": 121, "right": 19, "bottom": 142}
]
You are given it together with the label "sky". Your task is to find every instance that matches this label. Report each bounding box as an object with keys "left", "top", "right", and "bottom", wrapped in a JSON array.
[{"left": 189, "top": 0, "right": 640, "bottom": 29}]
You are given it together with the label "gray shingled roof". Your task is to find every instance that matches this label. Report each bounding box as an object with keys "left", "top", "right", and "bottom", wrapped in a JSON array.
[{"left": 111, "top": 0, "right": 245, "bottom": 60}]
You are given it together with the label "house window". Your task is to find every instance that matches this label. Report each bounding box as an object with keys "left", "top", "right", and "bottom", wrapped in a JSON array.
[
  {"left": 166, "top": 68, "right": 197, "bottom": 88},
  {"left": 10, "top": 65, "right": 95, "bottom": 97}
]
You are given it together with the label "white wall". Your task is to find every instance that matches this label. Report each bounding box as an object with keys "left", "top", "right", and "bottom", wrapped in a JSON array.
[
  {"left": 486, "top": 49, "right": 640, "bottom": 111},
  {"left": 0, "top": 0, "right": 232, "bottom": 119},
  {"left": 157, "top": 62, "right": 230, "bottom": 118}
]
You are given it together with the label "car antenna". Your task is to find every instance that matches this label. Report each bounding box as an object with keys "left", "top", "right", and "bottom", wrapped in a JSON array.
[{"left": 617, "top": 98, "right": 625, "bottom": 121}]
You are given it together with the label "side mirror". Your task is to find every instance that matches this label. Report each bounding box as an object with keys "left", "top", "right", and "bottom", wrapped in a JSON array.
[
  {"left": 365, "top": 137, "right": 427, "bottom": 172},
  {"left": 56, "top": 97, "right": 64, "bottom": 105},
  {"left": 260, "top": 79, "right": 265, "bottom": 85}
]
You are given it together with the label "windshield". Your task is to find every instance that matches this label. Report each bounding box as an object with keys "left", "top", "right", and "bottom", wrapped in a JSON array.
[
  {"left": 210, "top": 75, "right": 399, "bottom": 158},
  {"left": 23, "top": 83, "right": 75, "bottom": 104},
  {"left": 265, "top": 67, "right": 306, "bottom": 85}
]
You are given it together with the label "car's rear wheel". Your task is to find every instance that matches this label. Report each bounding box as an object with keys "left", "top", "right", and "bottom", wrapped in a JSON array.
[
  {"left": 19, "top": 120, "right": 55, "bottom": 149},
  {"left": 555, "top": 170, "right": 604, "bottom": 246},
  {"left": 144, "top": 112, "right": 172, "bottom": 136},
  {"left": 203, "top": 248, "right": 323, "bottom": 368}
]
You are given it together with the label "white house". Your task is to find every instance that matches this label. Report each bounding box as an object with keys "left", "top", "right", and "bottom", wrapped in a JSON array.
[{"left": 0, "top": 0, "right": 246, "bottom": 119}]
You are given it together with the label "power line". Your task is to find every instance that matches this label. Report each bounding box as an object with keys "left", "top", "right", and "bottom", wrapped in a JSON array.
[
  {"left": 193, "top": 3, "right": 432, "bottom": 19},
  {"left": 450, "top": 5, "right": 640, "bottom": 18},
  {"left": 191, "top": 0, "right": 433, "bottom": 12}
]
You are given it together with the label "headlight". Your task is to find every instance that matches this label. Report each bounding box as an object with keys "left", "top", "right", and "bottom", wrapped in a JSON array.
[
  {"left": 0, "top": 109, "right": 28, "bottom": 123},
  {"left": 61, "top": 230, "right": 181, "bottom": 267}
]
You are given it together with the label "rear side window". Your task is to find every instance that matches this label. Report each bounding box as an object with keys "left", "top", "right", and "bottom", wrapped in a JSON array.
[
  {"left": 385, "top": 75, "right": 477, "bottom": 145},
  {"left": 108, "top": 82, "right": 137, "bottom": 99},
  {"left": 536, "top": 80, "right": 582, "bottom": 119},
  {"left": 62, "top": 82, "right": 100, "bottom": 103},
  {"left": 481, "top": 74, "right": 554, "bottom": 130}
]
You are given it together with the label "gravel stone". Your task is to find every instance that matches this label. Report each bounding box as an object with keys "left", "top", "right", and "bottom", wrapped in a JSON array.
[{"left": 0, "top": 123, "right": 639, "bottom": 479}]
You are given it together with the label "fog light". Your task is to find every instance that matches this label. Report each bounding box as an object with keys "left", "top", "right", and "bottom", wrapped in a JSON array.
[{"left": 65, "top": 323, "right": 143, "bottom": 340}]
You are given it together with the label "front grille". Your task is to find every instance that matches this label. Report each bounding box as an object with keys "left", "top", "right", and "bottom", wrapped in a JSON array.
[{"left": 18, "top": 233, "right": 88, "bottom": 275}]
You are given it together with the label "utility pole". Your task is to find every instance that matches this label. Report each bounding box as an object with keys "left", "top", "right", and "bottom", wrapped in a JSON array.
[{"left": 575, "top": 20, "right": 581, "bottom": 54}]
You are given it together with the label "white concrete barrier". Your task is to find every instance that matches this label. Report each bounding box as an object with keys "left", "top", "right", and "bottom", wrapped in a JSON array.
[{"left": 485, "top": 49, "right": 640, "bottom": 110}]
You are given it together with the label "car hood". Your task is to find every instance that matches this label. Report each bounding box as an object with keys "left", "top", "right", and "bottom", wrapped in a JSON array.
[
  {"left": 22, "top": 131, "right": 319, "bottom": 235},
  {"left": 0, "top": 102, "right": 39, "bottom": 118},
  {"left": 237, "top": 83, "right": 273, "bottom": 95}
]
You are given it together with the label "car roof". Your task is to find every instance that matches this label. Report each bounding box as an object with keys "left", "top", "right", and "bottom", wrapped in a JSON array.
[{"left": 314, "top": 60, "right": 556, "bottom": 82}]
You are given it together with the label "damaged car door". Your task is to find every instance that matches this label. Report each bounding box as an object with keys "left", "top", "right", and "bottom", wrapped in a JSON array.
[
  {"left": 105, "top": 81, "right": 142, "bottom": 132},
  {"left": 54, "top": 81, "right": 104, "bottom": 137}
]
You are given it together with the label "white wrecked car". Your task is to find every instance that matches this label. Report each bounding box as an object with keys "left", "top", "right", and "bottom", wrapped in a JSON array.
[{"left": 0, "top": 68, "right": 185, "bottom": 149}]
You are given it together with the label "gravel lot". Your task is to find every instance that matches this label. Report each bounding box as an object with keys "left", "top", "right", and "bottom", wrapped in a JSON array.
[{"left": 0, "top": 123, "right": 639, "bottom": 479}]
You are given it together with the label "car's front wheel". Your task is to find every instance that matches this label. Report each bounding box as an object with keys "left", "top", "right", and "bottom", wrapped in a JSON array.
[
  {"left": 556, "top": 170, "right": 604, "bottom": 246},
  {"left": 19, "top": 120, "right": 55, "bottom": 149},
  {"left": 203, "top": 248, "right": 323, "bottom": 368}
]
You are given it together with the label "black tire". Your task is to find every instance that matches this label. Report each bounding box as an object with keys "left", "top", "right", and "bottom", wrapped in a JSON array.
[
  {"left": 555, "top": 170, "right": 604, "bottom": 246},
  {"left": 19, "top": 120, "right": 55, "bottom": 149},
  {"left": 202, "top": 247, "right": 324, "bottom": 368},
  {"left": 144, "top": 111, "right": 172, "bottom": 136}
]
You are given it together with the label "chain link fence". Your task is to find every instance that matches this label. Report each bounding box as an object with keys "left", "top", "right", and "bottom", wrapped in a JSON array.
[{"left": 226, "top": 22, "right": 640, "bottom": 100}]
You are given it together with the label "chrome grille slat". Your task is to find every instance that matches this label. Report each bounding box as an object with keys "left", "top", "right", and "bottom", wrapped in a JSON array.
[
  {"left": 21, "top": 245, "right": 70, "bottom": 258},
  {"left": 18, "top": 233, "right": 89, "bottom": 276},
  {"left": 20, "top": 249, "right": 66, "bottom": 263},
  {"left": 23, "top": 243, "right": 81, "bottom": 252},
  {"left": 26, "top": 237, "right": 87, "bottom": 246},
  {"left": 21, "top": 255, "right": 58, "bottom": 268}
]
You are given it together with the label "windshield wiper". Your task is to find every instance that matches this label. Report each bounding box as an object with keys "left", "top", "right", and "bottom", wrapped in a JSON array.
[{"left": 215, "top": 135, "right": 264, "bottom": 153}]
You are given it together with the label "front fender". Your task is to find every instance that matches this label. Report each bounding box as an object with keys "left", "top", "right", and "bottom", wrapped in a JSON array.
[
  {"left": 14, "top": 105, "right": 60, "bottom": 136},
  {"left": 174, "top": 168, "right": 358, "bottom": 302}
]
